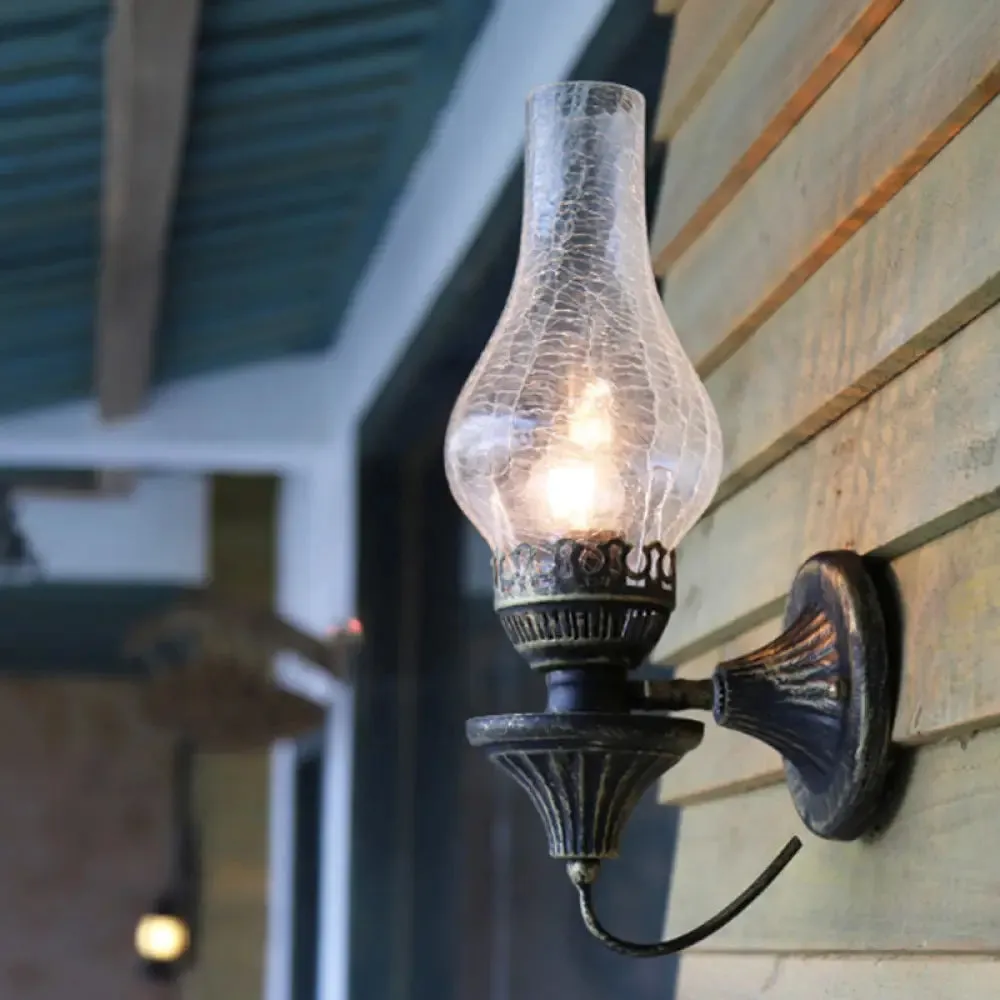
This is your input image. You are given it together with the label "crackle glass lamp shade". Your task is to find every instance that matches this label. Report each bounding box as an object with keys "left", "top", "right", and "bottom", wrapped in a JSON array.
[
  {"left": 135, "top": 911, "right": 190, "bottom": 965},
  {"left": 445, "top": 81, "right": 721, "bottom": 658}
]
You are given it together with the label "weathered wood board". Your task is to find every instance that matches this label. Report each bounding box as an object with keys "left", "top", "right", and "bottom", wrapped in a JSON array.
[
  {"left": 665, "top": 729, "right": 1000, "bottom": 951},
  {"left": 661, "top": 0, "right": 1000, "bottom": 373},
  {"left": 657, "top": 300, "right": 1000, "bottom": 663},
  {"left": 653, "top": 0, "right": 775, "bottom": 140},
  {"left": 652, "top": 0, "right": 901, "bottom": 267},
  {"left": 677, "top": 955, "right": 1000, "bottom": 999},
  {"left": 709, "top": 89, "right": 1000, "bottom": 505}
]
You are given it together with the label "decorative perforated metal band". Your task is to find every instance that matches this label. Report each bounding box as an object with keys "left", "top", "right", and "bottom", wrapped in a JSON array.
[{"left": 492, "top": 537, "right": 676, "bottom": 608}]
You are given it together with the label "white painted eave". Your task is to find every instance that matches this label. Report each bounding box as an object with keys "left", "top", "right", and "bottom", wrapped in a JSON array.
[
  {"left": 0, "top": 353, "right": 329, "bottom": 471},
  {"left": 12, "top": 473, "right": 209, "bottom": 584}
]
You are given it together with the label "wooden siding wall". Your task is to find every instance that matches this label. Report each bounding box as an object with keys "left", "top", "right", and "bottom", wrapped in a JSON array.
[{"left": 650, "top": 0, "right": 1000, "bottom": 995}]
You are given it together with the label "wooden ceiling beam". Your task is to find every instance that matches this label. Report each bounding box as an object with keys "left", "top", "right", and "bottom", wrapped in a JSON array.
[{"left": 95, "top": 0, "right": 202, "bottom": 421}]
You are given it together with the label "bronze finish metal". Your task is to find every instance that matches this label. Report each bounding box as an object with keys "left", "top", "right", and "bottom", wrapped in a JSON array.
[
  {"left": 493, "top": 536, "right": 676, "bottom": 673},
  {"left": 469, "top": 542, "right": 896, "bottom": 957},
  {"left": 467, "top": 712, "right": 704, "bottom": 860},
  {"left": 714, "top": 550, "right": 894, "bottom": 840}
]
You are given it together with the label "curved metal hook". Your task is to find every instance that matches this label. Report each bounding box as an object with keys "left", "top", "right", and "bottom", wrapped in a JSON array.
[{"left": 567, "top": 836, "right": 802, "bottom": 958}]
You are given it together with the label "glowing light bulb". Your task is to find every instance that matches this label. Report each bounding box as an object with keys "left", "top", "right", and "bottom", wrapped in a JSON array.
[
  {"left": 445, "top": 82, "right": 721, "bottom": 560},
  {"left": 135, "top": 913, "right": 190, "bottom": 964},
  {"left": 545, "top": 460, "right": 597, "bottom": 528},
  {"left": 566, "top": 379, "right": 614, "bottom": 448},
  {"left": 528, "top": 377, "right": 626, "bottom": 531}
]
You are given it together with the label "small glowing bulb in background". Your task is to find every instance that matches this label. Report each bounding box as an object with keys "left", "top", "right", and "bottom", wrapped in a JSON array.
[
  {"left": 444, "top": 81, "right": 721, "bottom": 557},
  {"left": 135, "top": 912, "right": 190, "bottom": 964},
  {"left": 326, "top": 617, "right": 363, "bottom": 638}
]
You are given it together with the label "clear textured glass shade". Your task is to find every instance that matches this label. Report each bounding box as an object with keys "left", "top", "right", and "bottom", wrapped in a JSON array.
[{"left": 445, "top": 81, "right": 721, "bottom": 557}]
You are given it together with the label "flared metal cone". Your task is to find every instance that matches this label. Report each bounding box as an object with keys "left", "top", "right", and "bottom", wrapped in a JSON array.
[{"left": 468, "top": 712, "right": 703, "bottom": 860}]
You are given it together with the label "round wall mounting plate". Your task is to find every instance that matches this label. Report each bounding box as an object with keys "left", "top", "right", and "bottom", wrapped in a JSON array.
[{"left": 783, "top": 551, "right": 894, "bottom": 840}]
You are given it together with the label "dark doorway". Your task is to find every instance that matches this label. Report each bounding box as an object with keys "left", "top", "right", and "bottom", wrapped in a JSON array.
[{"left": 292, "top": 732, "right": 324, "bottom": 1000}]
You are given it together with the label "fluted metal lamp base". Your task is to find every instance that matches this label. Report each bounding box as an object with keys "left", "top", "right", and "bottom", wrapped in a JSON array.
[
  {"left": 466, "top": 712, "right": 704, "bottom": 860},
  {"left": 467, "top": 710, "right": 805, "bottom": 959}
]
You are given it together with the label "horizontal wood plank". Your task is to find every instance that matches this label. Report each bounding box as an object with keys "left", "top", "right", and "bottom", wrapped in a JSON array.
[
  {"left": 656, "top": 299, "right": 1000, "bottom": 663},
  {"left": 665, "top": 728, "right": 1000, "bottom": 951},
  {"left": 661, "top": 0, "right": 1000, "bottom": 374},
  {"left": 652, "top": 0, "right": 901, "bottom": 266},
  {"left": 710, "top": 90, "right": 1000, "bottom": 506},
  {"left": 653, "top": 0, "right": 775, "bottom": 141},
  {"left": 677, "top": 955, "right": 1000, "bottom": 999},
  {"left": 659, "top": 505, "right": 1000, "bottom": 804}
]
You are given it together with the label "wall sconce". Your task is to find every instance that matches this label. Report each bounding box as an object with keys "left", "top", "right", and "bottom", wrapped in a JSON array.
[
  {"left": 135, "top": 895, "right": 192, "bottom": 980},
  {"left": 136, "top": 741, "right": 199, "bottom": 980},
  {"left": 444, "top": 81, "right": 896, "bottom": 957}
]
